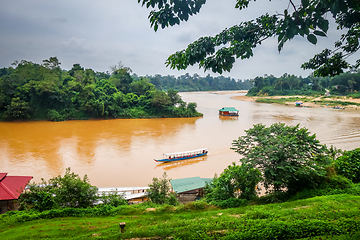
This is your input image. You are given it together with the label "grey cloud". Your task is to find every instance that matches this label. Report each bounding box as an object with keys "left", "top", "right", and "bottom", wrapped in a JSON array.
[
  {"left": 51, "top": 18, "right": 68, "bottom": 23},
  {"left": 0, "top": 0, "right": 359, "bottom": 80}
]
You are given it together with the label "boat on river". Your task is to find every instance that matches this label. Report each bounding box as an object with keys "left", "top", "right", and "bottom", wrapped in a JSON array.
[
  {"left": 154, "top": 148, "right": 208, "bottom": 162},
  {"left": 219, "top": 107, "right": 239, "bottom": 116}
]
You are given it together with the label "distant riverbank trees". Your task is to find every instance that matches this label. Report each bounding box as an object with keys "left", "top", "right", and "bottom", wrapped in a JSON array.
[
  {"left": 247, "top": 72, "right": 360, "bottom": 97},
  {"left": 0, "top": 58, "right": 203, "bottom": 121},
  {"left": 137, "top": 73, "right": 252, "bottom": 92}
]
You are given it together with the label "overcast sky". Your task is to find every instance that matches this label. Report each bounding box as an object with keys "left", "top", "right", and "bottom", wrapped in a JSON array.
[{"left": 1, "top": 0, "right": 358, "bottom": 80}]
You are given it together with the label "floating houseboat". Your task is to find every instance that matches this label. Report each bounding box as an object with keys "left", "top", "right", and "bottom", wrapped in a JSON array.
[{"left": 219, "top": 107, "right": 239, "bottom": 116}]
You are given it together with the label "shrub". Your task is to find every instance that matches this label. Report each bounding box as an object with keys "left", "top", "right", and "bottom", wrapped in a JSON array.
[
  {"left": 335, "top": 148, "right": 360, "bottom": 183},
  {"left": 166, "top": 192, "right": 179, "bottom": 206},
  {"left": 47, "top": 109, "right": 65, "bottom": 121},
  {"left": 205, "top": 163, "right": 262, "bottom": 203},
  {"left": 191, "top": 199, "right": 209, "bottom": 210},
  {"left": 211, "top": 198, "right": 248, "bottom": 208},
  {"left": 288, "top": 180, "right": 359, "bottom": 202},
  {"left": 49, "top": 168, "right": 98, "bottom": 208},
  {"left": 19, "top": 168, "right": 98, "bottom": 211},
  {"left": 18, "top": 179, "right": 56, "bottom": 211},
  {"left": 99, "top": 190, "right": 127, "bottom": 207},
  {"left": 323, "top": 174, "right": 353, "bottom": 189},
  {"left": 147, "top": 172, "right": 178, "bottom": 205},
  {"left": 347, "top": 92, "right": 360, "bottom": 99}
]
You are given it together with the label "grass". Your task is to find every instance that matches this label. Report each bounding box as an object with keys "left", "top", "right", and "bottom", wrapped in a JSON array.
[
  {"left": 255, "top": 96, "right": 360, "bottom": 107},
  {"left": 255, "top": 97, "right": 309, "bottom": 104},
  {"left": 1, "top": 194, "right": 360, "bottom": 239},
  {"left": 313, "top": 100, "right": 360, "bottom": 107}
]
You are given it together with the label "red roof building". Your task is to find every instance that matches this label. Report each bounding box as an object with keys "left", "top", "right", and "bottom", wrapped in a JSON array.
[{"left": 0, "top": 173, "right": 32, "bottom": 214}]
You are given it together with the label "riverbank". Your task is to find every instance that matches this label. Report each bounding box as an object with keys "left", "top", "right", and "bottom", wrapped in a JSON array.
[
  {"left": 1, "top": 193, "right": 360, "bottom": 239},
  {"left": 231, "top": 95, "right": 360, "bottom": 109}
]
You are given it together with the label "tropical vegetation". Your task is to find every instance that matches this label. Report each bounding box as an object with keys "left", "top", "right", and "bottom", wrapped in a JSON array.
[
  {"left": 247, "top": 72, "right": 360, "bottom": 97},
  {"left": 205, "top": 123, "right": 355, "bottom": 207},
  {"left": 142, "top": 73, "right": 252, "bottom": 92},
  {"left": 146, "top": 172, "right": 178, "bottom": 205},
  {"left": 19, "top": 168, "right": 126, "bottom": 212},
  {"left": 0, "top": 58, "right": 202, "bottom": 121}
]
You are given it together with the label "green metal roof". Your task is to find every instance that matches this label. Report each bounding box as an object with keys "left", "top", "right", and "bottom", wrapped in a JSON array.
[
  {"left": 170, "top": 177, "right": 212, "bottom": 193},
  {"left": 219, "top": 107, "right": 239, "bottom": 112}
]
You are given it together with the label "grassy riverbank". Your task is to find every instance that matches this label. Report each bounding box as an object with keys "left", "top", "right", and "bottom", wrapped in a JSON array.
[
  {"left": 1, "top": 194, "right": 360, "bottom": 239},
  {"left": 232, "top": 95, "right": 360, "bottom": 109}
]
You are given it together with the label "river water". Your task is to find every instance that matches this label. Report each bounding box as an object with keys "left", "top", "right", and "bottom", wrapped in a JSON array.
[{"left": 1, "top": 92, "right": 359, "bottom": 187}]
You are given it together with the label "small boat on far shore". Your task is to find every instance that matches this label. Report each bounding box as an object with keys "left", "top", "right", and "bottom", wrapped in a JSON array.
[{"left": 154, "top": 148, "right": 208, "bottom": 162}]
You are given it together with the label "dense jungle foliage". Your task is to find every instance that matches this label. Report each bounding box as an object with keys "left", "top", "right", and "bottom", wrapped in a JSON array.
[
  {"left": 140, "top": 73, "right": 252, "bottom": 91},
  {"left": 247, "top": 72, "right": 360, "bottom": 97},
  {"left": 0, "top": 57, "right": 203, "bottom": 121}
]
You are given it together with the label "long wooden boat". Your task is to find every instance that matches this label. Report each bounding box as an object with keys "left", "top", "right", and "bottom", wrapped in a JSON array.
[{"left": 154, "top": 148, "right": 208, "bottom": 162}]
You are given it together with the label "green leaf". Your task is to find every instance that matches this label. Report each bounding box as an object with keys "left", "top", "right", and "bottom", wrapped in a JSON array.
[
  {"left": 301, "top": 0, "right": 309, "bottom": 8},
  {"left": 313, "top": 30, "right": 327, "bottom": 37},
  {"left": 318, "top": 19, "right": 329, "bottom": 33},
  {"left": 307, "top": 34, "right": 317, "bottom": 45}
]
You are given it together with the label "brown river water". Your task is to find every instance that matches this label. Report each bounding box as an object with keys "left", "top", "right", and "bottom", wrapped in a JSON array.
[{"left": 1, "top": 91, "right": 360, "bottom": 187}]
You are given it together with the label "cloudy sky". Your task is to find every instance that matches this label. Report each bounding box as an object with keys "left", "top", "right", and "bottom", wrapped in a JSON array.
[{"left": 0, "top": 0, "right": 358, "bottom": 80}]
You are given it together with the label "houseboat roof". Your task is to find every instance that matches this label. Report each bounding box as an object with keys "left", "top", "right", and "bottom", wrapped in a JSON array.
[
  {"left": 97, "top": 187, "right": 149, "bottom": 200},
  {"left": 97, "top": 187, "right": 149, "bottom": 192},
  {"left": 170, "top": 177, "right": 213, "bottom": 194},
  {"left": 219, "top": 107, "right": 239, "bottom": 112},
  {"left": 163, "top": 148, "right": 208, "bottom": 157}
]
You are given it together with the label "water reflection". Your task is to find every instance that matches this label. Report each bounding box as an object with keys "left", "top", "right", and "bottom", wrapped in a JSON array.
[
  {"left": 155, "top": 156, "right": 208, "bottom": 171},
  {"left": 219, "top": 116, "right": 239, "bottom": 121},
  {"left": 0, "top": 117, "right": 201, "bottom": 182}
]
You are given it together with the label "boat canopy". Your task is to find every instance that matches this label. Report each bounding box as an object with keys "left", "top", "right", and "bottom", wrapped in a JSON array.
[
  {"left": 163, "top": 148, "right": 208, "bottom": 157},
  {"left": 219, "top": 107, "right": 238, "bottom": 112}
]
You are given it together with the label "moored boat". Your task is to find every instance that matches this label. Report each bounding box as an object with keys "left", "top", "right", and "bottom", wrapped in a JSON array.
[
  {"left": 219, "top": 107, "right": 239, "bottom": 116},
  {"left": 154, "top": 148, "right": 208, "bottom": 162}
]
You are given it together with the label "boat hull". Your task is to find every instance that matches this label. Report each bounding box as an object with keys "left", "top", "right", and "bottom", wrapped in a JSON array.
[{"left": 154, "top": 152, "right": 208, "bottom": 162}]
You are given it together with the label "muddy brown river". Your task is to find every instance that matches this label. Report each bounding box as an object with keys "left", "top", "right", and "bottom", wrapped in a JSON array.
[{"left": 1, "top": 91, "right": 359, "bottom": 187}]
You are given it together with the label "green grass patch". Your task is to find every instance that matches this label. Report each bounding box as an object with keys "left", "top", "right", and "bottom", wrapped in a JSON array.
[
  {"left": 313, "top": 100, "right": 360, "bottom": 106},
  {"left": 1, "top": 194, "right": 360, "bottom": 239},
  {"left": 254, "top": 96, "right": 360, "bottom": 107},
  {"left": 255, "top": 97, "right": 308, "bottom": 104}
]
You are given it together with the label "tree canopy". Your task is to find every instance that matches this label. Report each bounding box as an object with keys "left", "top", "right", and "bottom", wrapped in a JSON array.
[
  {"left": 138, "top": 0, "right": 360, "bottom": 77},
  {"left": 147, "top": 172, "right": 178, "bottom": 205},
  {"left": 246, "top": 71, "right": 360, "bottom": 96},
  {"left": 19, "top": 168, "right": 99, "bottom": 211},
  {"left": 231, "top": 123, "right": 329, "bottom": 194},
  {"left": 145, "top": 73, "right": 252, "bottom": 92},
  {"left": 0, "top": 57, "right": 203, "bottom": 121}
]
